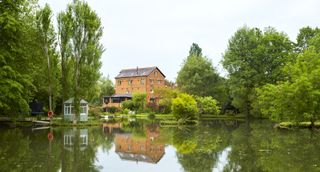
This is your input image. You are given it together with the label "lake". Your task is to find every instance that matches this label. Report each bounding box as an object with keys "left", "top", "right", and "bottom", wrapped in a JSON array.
[{"left": 0, "top": 119, "right": 319, "bottom": 172}]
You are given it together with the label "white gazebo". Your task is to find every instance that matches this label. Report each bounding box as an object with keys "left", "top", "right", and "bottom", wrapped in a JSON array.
[{"left": 64, "top": 98, "right": 88, "bottom": 121}]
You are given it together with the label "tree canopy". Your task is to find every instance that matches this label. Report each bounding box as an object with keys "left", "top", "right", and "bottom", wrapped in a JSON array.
[{"left": 177, "top": 43, "right": 226, "bottom": 103}]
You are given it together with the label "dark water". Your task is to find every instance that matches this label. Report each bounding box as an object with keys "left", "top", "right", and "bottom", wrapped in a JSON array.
[{"left": 0, "top": 119, "right": 319, "bottom": 172}]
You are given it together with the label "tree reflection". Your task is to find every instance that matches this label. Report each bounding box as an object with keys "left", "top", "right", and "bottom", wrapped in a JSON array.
[
  {"left": 0, "top": 120, "right": 319, "bottom": 171},
  {"left": 172, "top": 121, "right": 235, "bottom": 172}
]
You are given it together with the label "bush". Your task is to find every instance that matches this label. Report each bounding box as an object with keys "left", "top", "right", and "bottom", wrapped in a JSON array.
[
  {"left": 172, "top": 93, "right": 198, "bottom": 120},
  {"left": 121, "top": 100, "right": 135, "bottom": 110},
  {"left": 158, "top": 99, "right": 172, "bottom": 114},
  {"left": 155, "top": 88, "right": 179, "bottom": 114},
  {"left": 122, "top": 108, "right": 130, "bottom": 115},
  {"left": 107, "top": 106, "right": 118, "bottom": 114},
  {"left": 132, "top": 93, "right": 147, "bottom": 111},
  {"left": 196, "top": 96, "right": 220, "bottom": 115},
  {"left": 146, "top": 102, "right": 159, "bottom": 112}
]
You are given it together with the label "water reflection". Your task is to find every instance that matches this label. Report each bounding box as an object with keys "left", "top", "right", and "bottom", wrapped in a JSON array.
[
  {"left": 115, "top": 124, "right": 165, "bottom": 164},
  {"left": 0, "top": 120, "right": 319, "bottom": 172},
  {"left": 63, "top": 128, "right": 88, "bottom": 151}
]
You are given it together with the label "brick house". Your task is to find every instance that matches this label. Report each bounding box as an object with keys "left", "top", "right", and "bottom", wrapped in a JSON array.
[{"left": 104, "top": 66, "right": 166, "bottom": 108}]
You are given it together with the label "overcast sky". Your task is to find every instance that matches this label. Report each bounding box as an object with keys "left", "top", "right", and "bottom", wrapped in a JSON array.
[{"left": 39, "top": 0, "right": 320, "bottom": 82}]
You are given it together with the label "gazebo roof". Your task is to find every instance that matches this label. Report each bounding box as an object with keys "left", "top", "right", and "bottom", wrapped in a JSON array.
[{"left": 64, "top": 98, "right": 88, "bottom": 104}]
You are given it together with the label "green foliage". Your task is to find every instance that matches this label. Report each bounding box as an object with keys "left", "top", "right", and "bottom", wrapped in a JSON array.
[
  {"left": 132, "top": 93, "right": 147, "bottom": 111},
  {"left": 222, "top": 26, "right": 293, "bottom": 115},
  {"left": 172, "top": 93, "right": 198, "bottom": 120},
  {"left": 196, "top": 96, "right": 220, "bottom": 115},
  {"left": 122, "top": 108, "right": 130, "bottom": 115},
  {"left": 155, "top": 88, "right": 179, "bottom": 114},
  {"left": 58, "top": 0, "right": 104, "bottom": 122},
  {"left": 99, "top": 76, "right": 115, "bottom": 97},
  {"left": 0, "top": 0, "right": 39, "bottom": 114},
  {"left": 34, "top": 4, "right": 61, "bottom": 112},
  {"left": 188, "top": 43, "right": 202, "bottom": 57},
  {"left": 107, "top": 106, "right": 118, "bottom": 114},
  {"left": 296, "top": 26, "right": 320, "bottom": 52},
  {"left": 256, "top": 45, "right": 320, "bottom": 125},
  {"left": 177, "top": 43, "right": 226, "bottom": 103},
  {"left": 121, "top": 100, "right": 135, "bottom": 110}
]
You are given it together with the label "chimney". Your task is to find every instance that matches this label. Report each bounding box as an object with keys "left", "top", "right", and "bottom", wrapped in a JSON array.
[{"left": 136, "top": 66, "right": 138, "bottom": 75}]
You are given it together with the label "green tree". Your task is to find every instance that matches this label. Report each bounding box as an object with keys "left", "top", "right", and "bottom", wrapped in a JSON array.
[
  {"left": 172, "top": 93, "right": 198, "bottom": 120},
  {"left": 177, "top": 43, "right": 225, "bottom": 102},
  {"left": 189, "top": 42, "right": 202, "bottom": 57},
  {"left": 222, "top": 26, "right": 293, "bottom": 116},
  {"left": 155, "top": 87, "right": 179, "bottom": 114},
  {"left": 296, "top": 26, "right": 320, "bottom": 52},
  {"left": 132, "top": 93, "right": 147, "bottom": 111},
  {"left": 57, "top": 7, "right": 73, "bottom": 113},
  {"left": 58, "top": 0, "right": 104, "bottom": 123},
  {"left": 35, "top": 4, "right": 61, "bottom": 112},
  {"left": 99, "top": 76, "right": 115, "bottom": 97},
  {"left": 256, "top": 46, "right": 320, "bottom": 126},
  {"left": 0, "top": 0, "right": 39, "bottom": 115}
]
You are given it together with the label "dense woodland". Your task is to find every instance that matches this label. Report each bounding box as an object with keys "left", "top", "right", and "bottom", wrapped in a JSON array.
[
  {"left": 1, "top": 0, "right": 320, "bottom": 125},
  {"left": 0, "top": 0, "right": 114, "bottom": 123}
]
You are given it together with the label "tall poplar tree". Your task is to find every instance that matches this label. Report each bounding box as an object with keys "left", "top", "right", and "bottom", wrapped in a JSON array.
[
  {"left": 58, "top": 0, "right": 103, "bottom": 123},
  {"left": 35, "top": 4, "right": 60, "bottom": 113}
]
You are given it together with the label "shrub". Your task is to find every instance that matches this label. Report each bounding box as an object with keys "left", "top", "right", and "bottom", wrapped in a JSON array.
[
  {"left": 146, "top": 102, "right": 159, "bottom": 112},
  {"left": 196, "top": 96, "right": 220, "bottom": 115},
  {"left": 172, "top": 93, "right": 198, "bottom": 120},
  {"left": 107, "top": 106, "right": 118, "bottom": 114},
  {"left": 155, "top": 88, "right": 179, "bottom": 114},
  {"left": 132, "top": 93, "right": 147, "bottom": 111},
  {"left": 159, "top": 99, "right": 172, "bottom": 114},
  {"left": 122, "top": 108, "right": 130, "bottom": 115},
  {"left": 121, "top": 100, "right": 135, "bottom": 110}
]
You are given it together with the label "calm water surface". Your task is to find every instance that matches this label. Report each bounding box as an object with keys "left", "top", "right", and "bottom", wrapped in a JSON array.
[{"left": 0, "top": 119, "right": 319, "bottom": 172}]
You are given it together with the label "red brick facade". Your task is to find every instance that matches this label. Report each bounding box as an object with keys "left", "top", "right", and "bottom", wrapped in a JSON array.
[{"left": 115, "top": 67, "right": 166, "bottom": 102}]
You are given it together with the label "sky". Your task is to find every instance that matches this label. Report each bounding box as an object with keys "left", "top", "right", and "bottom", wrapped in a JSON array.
[{"left": 38, "top": 0, "right": 320, "bottom": 82}]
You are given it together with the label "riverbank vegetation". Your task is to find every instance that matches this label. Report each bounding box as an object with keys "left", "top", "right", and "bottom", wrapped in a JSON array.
[{"left": 1, "top": 0, "right": 320, "bottom": 127}]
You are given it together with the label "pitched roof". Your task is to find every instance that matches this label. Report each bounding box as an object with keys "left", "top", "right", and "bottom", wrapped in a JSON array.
[
  {"left": 115, "top": 66, "right": 165, "bottom": 79},
  {"left": 64, "top": 98, "right": 88, "bottom": 104}
]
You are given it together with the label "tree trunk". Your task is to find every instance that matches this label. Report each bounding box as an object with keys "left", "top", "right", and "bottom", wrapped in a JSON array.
[{"left": 73, "top": 56, "right": 80, "bottom": 125}]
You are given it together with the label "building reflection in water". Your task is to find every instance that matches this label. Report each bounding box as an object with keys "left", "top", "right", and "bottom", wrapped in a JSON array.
[
  {"left": 63, "top": 128, "right": 88, "bottom": 151},
  {"left": 103, "top": 122, "right": 123, "bottom": 134},
  {"left": 114, "top": 124, "right": 165, "bottom": 164}
]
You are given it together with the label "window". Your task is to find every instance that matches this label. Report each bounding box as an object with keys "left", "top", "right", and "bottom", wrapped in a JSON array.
[
  {"left": 150, "top": 79, "right": 154, "bottom": 84},
  {"left": 118, "top": 80, "right": 122, "bottom": 85},
  {"left": 158, "top": 79, "right": 161, "bottom": 84},
  {"left": 128, "top": 79, "right": 133, "bottom": 85},
  {"left": 140, "top": 79, "right": 145, "bottom": 85},
  {"left": 155, "top": 71, "right": 158, "bottom": 76}
]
